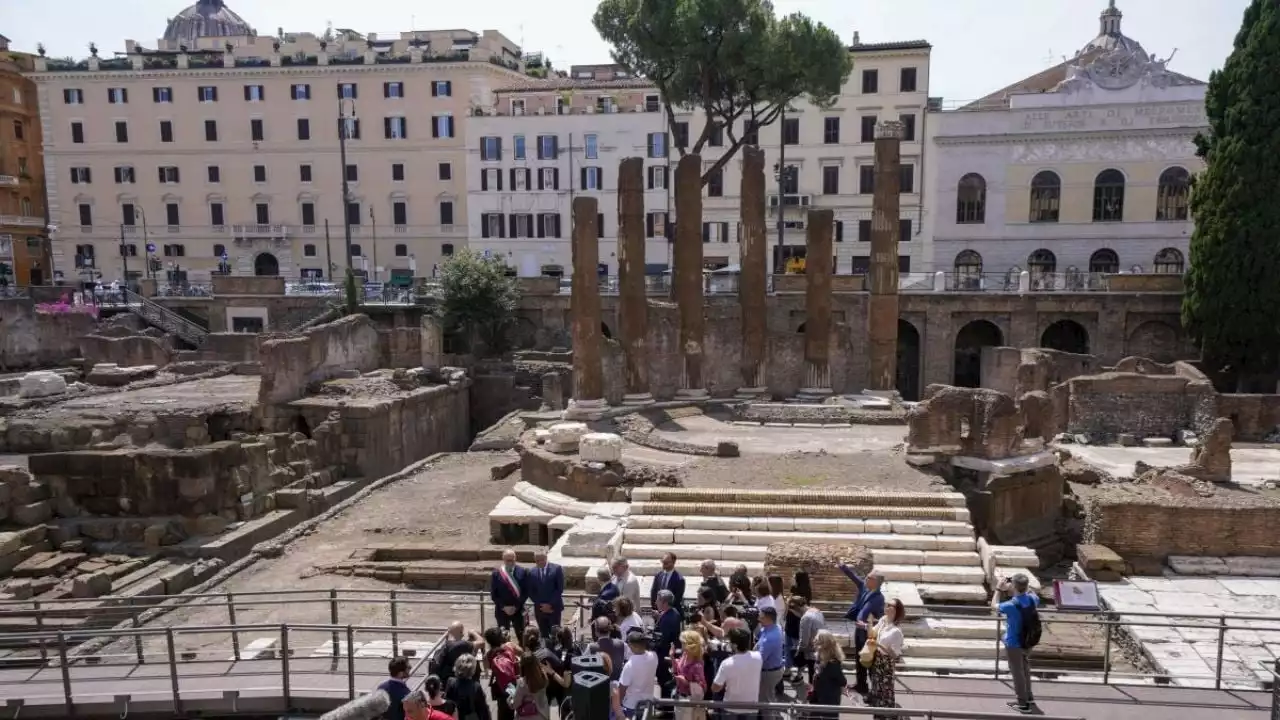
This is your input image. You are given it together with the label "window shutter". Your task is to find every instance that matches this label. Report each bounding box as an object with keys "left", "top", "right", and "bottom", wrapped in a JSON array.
[
  {"left": 597, "top": 213, "right": 604, "bottom": 239},
  {"left": 524, "top": 169, "right": 531, "bottom": 189},
  {"left": 646, "top": 167, "right": 654, "bottom": 190},
  {"left": 431, "top": 82, "right": 438, "bottom": 97},
  {"left": 508, "top": 215, "right": 516, "bottom": 238},
  {"left": 553, "top": 169, "right": 560, "bottom": 190},
  {"left": 447, "top": 116, "right": 455, "bottom": 137},
  {"left": 481, "top": 214, "right": 490, "bottom": 238},
  {"left": 86, "top": 168, "right": 92, "bottom": 183},
  {"left": 580, "top": 167, "right": 587, "bottom": 190},
  {"left": 835, "top": 221, "right": 844, "bottom": 242},
  {"left": 663, "top": 166, "right": 670, "bottom": 189},
  {"left": 859, "top": 220, "right": 872, "bottom": 242},
  {"left": 445, "top": 81, "right": 452, "bottom": 95},
  {"left": 384, "top": 117, "right": 392, "bottom": 138},
  {"left": 537, "top": 214, "right": 545, "bottom": 238},
  {"left": 496, "top": 137, "right": 502, "bottom": 159},
  {"left": 551, "top": 136, "right": 558, "bottom": 158},
  {"left": 720, "top": 222, "right": 729, "bottom": 241},
  {"left": 554, "top": 214, "right": 562, "bottom": 238},
  {"left": 401, "top": 118, "right": 407, "bottom": 138},
  {"left": 122, "top": 88, "right": 128, "bottom": 103},
  {"left": 481, "top": 171, "right": 488, "bottom": 191},
  {"left": 646, "top": 213, "right": 654, "bottom": 238},
  {"left": 337, "top": 85, "right": 343, "bottom": 99},
  {"left": 63, "top": 89, "right": 70, "bottom": 103},
  {"left": 497, "top": 169, "right": 503, "bottom": 191},
  {"left": 158, "top": 167, "right": 165, "bottom": 183},
  {"left": 702, "top": 222, "right": 710, "bottom": 243},
  {"left": 243, "top": 85, "right": 251, "bottom": 101},
  {"left": 383, "top": 82, "right": 390, "bottom": 98},
  {"left": 537, "top": 170, "right": 545, "bottom": 191}
]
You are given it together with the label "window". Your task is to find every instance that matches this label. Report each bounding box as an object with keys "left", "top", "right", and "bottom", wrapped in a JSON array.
[
  {"left": 207, "top": 165, "right": 220, "bottom": 183},
  {"left": 538, "top": 167, "right": 559, "bottom": 190},
  {"left": 385, "top": 117, "right": 407, "bottom": 139},
  {"left": 644, "top": 94, "right": 660, "bottom": 113},
  {"left": 1154, "top": 248, "right": 1185, "bottom": 274},
  {"left": 481, "top": 213, "right": 504, "bottom": 238},
  {"left": 707, "top": 167, "right": 723, "bottom": 197},
  {"left": 585, "top": 133, "right": 599, "bottom": 160},
  {"left": 71, "top": 122, "right": 84, "bottom": 144},
  {"left": 859, "top": 166, "right": 874, "bottom": 194},
  {"left": 108, "top": 88, "right": 128, "bottom": 104},
  {"left": 1156, "top": 167, "right": 1191, "bottom": 221},
  {"left": 346, "top": 164, "right": 358, "bottom": 183},
  {"left": 512, "top": 214, "right": 533, "bottom": 238},
  {"left": 834, "top": 221, "right": 843, "bottom": 243},
  {"left": 535, "top": 213, "right": 562, "bottom": 238},
  {"left": 120, "top": 243, "right": 138, "bottom": 257},
  {"left": 514, "top": 135, "right": 526, "bottom": 161},
  {"left": 861, "top": 69, "right": 878, "bottom": 94},
  {"left": 900, "top": 67, "right": 918, "bottom": 92},
  {"left": 122, "top": 203, "right": 136, "bottom": 226},
  {"left": 213, "top": 243, "right": 226, "bottom": 258},
  {"left": 1029, "top": 171, "right": 1061, "bottom": 222},
  {"left": 512, "top": 167, "right": 530, "bottom": 190},
  {"left": 158, "top": 166, "right": 180, "bottom": 184},
  {"left": 250, "top": 118, "right": 264, "bottom": 142},
  {"left": 301, "top": 203, "right": 316, "bottom": 226},
  {"left": 647, "top": 165, "right": 668, "bottom": 190},
  {"left": 647, "top": 132, "right": 667, "bottom": 159},
  {"left": 956, "top": 173, "right": 986, "bottom": 224},
  {"left": 74, "top": 244, "right": 95, "bottom": 267},
  {"left": 555, "top": 96, "right": 568, "bottom": 116},
  {"left": 673, "top": 122, "right": 689, "bottom": 150},
  {"left": 431, "top": 81, "right": 452, "bottom": 97},
  {"left": 394, "top": 243, "right": 408, "bottom": 256},
  {"left": 115, "top": 121, "right": 128, "bottom": 143},
  {"left": 341, "top": 118, "right": 361, "bottom": 140},
  {"left": 438, "top": 163, "right": 452, "bottom": 181},
  {"left": 291, "top": 84, "right": 311, "bottom": 100},
  {"left": 954, "top": 250, "right": 983, "bottom": 287},
  {"left": 253, "top": 165, "right": 267, "bottom": 183},
  {"left": 860, "top": 116, "right": 877, "bottom": 142},
  {"left": 78, "top": 204, "right": 92, "bottom": 227},
  {"left": 210, "top": 203, "right": 225, "bottom": 227},
  {"left": 346, "top": 202, "right": 362, "bottom": 226},
  {"left": 114, "top": 166, "right": 135, "bottom": 184},
  {"left": 432, "top": 115, "right": 454, "bottom": 138},
  {"left": 338, "top": 83, "right": 357, "bottom": 99},
  {"left": 481, "top": 136, "right": 502, "bottom": 161},
  {"left": 702, "top": 221, "right": 729, "bottom": 243},
  {"left": 442, "top": 243, "right": 455, "bottom": 256},
  {"left": 163, "top": 244, "right": 185, "bottom": 259},
  {"left": 782, "top": 117, "right": 800, "bottom": 145},
  {"left": 70, "top": 167, "right": 92, "bottom": 184},
  {"left": 596, "top": 96, "right": 615, "bottom": 114},
  {"left": 823, "top": 117, "right": 840, "bottom": 144},
  {"left": 581, "top": 167, "right": 602, "bottom": 191},
  {"left": 822, "top": 166, "right": 840, "bottom": 195},
  {"left": 858, "top": 220, "right": 872, "bottom": 242},
  {"left": 708, "top": 125, "right": 724, "bottom": 147},
  {"left": 244, "top": 85, "right": 264, "bottom": 102},
  {"left": 20, "top": 198, "right": 31, "bottom": 216},
  {"left": 160, "top": 120, "right": 174, "bottom": 143},
  {"left": 164, "top": 203, "right": 180, "bottom": 228},
  {"left": 508, "top": 99, "right": 527, "bottom": 117},
  {"left": 299, "top": 164, "right": 312, "bottom": 182},
  {"left": 899, "top": 164, "right": 914, "bottom": 194},
  {"left": 1092, "top": 169, "right": 1125, "bottom": 221},
  {"left": 393, "top": 202, "right": 407, "bottom": 226},
  {"left": 1028, "top": 249, "right": 1057, "bottom": 277},
  {"left": 780, "top": 169, "right": 798, "bottom": 195},
  {"left": 1090, "top": 249, "right": 1119, "bottom": 274},
  {"left": 12, "top": 120, "right": 22, "bottom": 140},
  {"left": 646, "top": 212, "right": 670, "bottom": 238},
  {"left": 899, "top": 114, "right": 916, "bottom": 142},
  {"left": 384, "top": 82, "right": 404, "bottom": 98},
  {"left": 198, "top": 86, "right": 217, "bottom": 102},
  {"left": 349, "top": 243, "right": 363, "bottom": 256},
  {"left": 538, "top": 135, "right": 558, "bottom": 160},
  {"left": 204, "top": 120, "right": 218, "bottom": 142},
  {"left": 392, "top": 163, "right": 405, "bottom": 182},
  {"left": 303, "top": 243, "right": 317, "bottom": 256},
  {"left": 297, "top": 118, "right": 310, "bottom": 140},
  {"left": 16, "top": 157, "right": 26, "bottom": 175},
  {"left": 64, "top": 89, "right": 84, "bottom": 104},
  {"left": 440, "top": 201, "right": 454, "bottom": 226},
  {"left": 900, "top": 218, "right": 913, "bottom": 241},
  {"left": 153, "top": 87, "right": 173, "bottom": 103}
]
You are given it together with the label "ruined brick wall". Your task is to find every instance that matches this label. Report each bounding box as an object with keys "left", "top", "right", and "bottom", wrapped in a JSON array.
[
  {"left": 1064, "top": 372, "right": 1216, "bottom": 439},
  {"left": 1085, "top": 497, "right": 1280, "bottom": 559},
  {"left": 192, "top": 333, "right": 261, "bottom": 363},
  {"left": 79, "top": 334, "right": 174, "bottom": 370},
  {"left": 1218, "top": 394, "right": 1280, "bottom": 441},
  {"left": 517, "top": 445, "right": 630, "bottom": 502},
  {"left": 0, "top": 300, "right": 98, "bottom": 370},
  {"left": 981, "top": 347, "right": 1099, "bottom": 397},
  {"left": 377, "top": 327, "right": 423, "bottom": 369},
  {"left": 975, "top": 467, "right": 1064, "bottom": 549},
  {"left": 258, "top": 314, "right": 381, "bottom": 404}
]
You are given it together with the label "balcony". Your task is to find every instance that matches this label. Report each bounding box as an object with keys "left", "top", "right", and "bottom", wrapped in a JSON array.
[
  {"left": 0, "top": 175, "right": 18, "bottom": 188},
  {"left": 0, "top": 215, "right": 46, "bottom": 229}
]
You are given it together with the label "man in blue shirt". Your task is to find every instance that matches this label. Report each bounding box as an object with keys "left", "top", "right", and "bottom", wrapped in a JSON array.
[
  {"left": 755, "top": 606, "right": 786, "bottom": 717},
  {"left": 998, "top": 573, "right": 1040, "bottom": 713},
  {"left": 529, "top": 550, "right": 565, "bottom": 640},
  {"left": 839, "top": 564, "right": 885, "bottom": 697},
  {"left": 375, "top": 656, "right": 412, "bottom": 720}
]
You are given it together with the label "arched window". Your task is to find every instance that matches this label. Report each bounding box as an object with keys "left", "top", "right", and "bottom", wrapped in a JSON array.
[
  {"left": 953, "top": 250, "right": 983, "bottom": 289},
  {"left": 1028, "top": 249, "right": 1056, "bottom": 277},
  {"left": 956, "top": 174, "right": 986, "bottom": 224},
  {"left": 1089, "top": 249, "right": 1119, "bottom": 274},
  {"left": 1154, "top": 248, "right": 1185, "bottom": 274},
  {"left": 1092, "top": 169, "right": 1125, "bottom": 221},
  {"left": 1156, "top": 167, "right": 1191, "bottom": 221},
  {"left": 1029, "top": 171, "right": 1060, "bottom": 223}
]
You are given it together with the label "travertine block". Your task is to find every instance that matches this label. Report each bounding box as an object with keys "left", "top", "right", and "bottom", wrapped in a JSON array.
[
  {"left": 18, "top": 371, "right": 67, "bottom": 398},
  {"left": 579, "top": 433, "right": 623, "bottom": 463}
]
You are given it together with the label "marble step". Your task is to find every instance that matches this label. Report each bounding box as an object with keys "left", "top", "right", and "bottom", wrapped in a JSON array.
[
  {"left": 631, "top": 488, "right": 967, "bottom": 508},
  {"left": 622, "top": 529, "right": 976, "bottom": 552},
  {"left": 626, "top": 515, "right": 974, "bottom": 536},
  {"left": 619, "top": 545, "right": 985, "bottom": 585},
  {"left": 631, "top": 502, "right": 970, "bottom": 522},
  {"left": 620, "top": 542, "right": 979, "bottom": 568}
]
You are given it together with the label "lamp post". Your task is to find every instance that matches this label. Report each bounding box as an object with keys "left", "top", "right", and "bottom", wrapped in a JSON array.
[
  {"left": 137, "top": 206, "right": 154, "bottom": 279},
  {"left": 338, "top": 96, "right": 357, "bottom": 310}
]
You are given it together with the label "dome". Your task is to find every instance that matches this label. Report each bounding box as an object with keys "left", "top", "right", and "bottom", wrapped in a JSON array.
[
  {"left": 1079, "top": 0, "right": 1148, "bottom": 61},
  {"left": 163, "top": 0, "right": 254, "bottom": 44}
]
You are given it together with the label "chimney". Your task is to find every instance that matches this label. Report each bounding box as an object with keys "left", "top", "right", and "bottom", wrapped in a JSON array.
[{"left": 852, "top": 31, "right": 861, "bottom": 46}]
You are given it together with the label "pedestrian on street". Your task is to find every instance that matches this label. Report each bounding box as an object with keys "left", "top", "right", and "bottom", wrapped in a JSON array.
[{"left": 998, "top": 573, "right": 1041, "bottom": 714}]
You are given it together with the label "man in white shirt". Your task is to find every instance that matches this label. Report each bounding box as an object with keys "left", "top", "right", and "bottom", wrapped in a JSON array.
[
  {"left": 712, "top": 627, "right": 762, "bottom": 720},
  {"left": 616, "top": 631, "right": 659, "bottom": 718},
  {"left": 613, "top": 557, "right": 642, "bottom": 611}
]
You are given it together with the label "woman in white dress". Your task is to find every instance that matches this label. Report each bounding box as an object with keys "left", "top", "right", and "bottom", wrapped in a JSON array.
[{"left": 867, "top": 598, "right": 905, "bottom": 719}]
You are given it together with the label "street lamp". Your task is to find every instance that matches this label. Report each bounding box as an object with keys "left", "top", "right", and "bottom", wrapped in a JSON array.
[{"left": 338, "top": 96, "right": 357, "bottom": 309}]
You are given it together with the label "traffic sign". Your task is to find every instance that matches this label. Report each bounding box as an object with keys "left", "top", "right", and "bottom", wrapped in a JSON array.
[
  {"left": 483, "top": 250, "right": 492, "bottom": 258},
  {"left": 145, "top": 243, "right": 156, "bottom": 253}
]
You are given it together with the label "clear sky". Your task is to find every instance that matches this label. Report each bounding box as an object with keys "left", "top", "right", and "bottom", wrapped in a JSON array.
[{"left": 0, "top": 0, "right": 1247, "bottom": 102}]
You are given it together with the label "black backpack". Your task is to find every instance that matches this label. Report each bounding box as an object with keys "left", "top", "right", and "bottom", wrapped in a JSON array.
[{"left": 1018, "top": 601, "right": 1042, "bottom": 650}]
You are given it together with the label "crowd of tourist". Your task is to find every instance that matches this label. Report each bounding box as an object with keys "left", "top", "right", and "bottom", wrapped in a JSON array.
[{"left": 371, "top": 550, "right": 1044, "bottom": 720}]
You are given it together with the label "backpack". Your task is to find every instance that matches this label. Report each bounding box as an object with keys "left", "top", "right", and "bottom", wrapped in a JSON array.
[
  {"left": 488, "top": 649, "right": 520, "bottom": 695},
  {"left": 1018, "top": 601, "right": 1042, "bottom": 650}
]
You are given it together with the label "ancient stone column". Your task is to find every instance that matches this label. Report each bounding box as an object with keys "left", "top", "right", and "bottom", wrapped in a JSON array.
[
  {"left": 674, "top": 154, "right": 708, "bottom": 399},
  {"left": 565, "top": 196, "right": 606, "bottom": 419},
  {"left": 617, "top": 157, "right": 652, "bottom": 405},
  {"left": 800, "top": 209, "right": 835, "bottom": 400},
  {"left": 737, "top": 146, "right": 768, "bottom": 398},
  {"left": 868, "top": 121, "right": 904, "bottom": 397}
]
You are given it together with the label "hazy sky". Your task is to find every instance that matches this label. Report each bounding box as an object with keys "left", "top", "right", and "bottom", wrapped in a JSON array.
[{"left": 0, "top": 0, "right": 1248, "bottom": 102}]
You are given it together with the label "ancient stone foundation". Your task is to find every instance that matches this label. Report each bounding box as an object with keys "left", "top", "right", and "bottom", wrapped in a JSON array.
[{"left": 258, "top": 314, "right": 382, "bottom": 404}]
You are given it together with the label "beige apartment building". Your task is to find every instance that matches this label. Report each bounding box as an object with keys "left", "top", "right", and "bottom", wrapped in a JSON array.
[{"left": 30, "top": 0, "right": 527, "bottom": 285}]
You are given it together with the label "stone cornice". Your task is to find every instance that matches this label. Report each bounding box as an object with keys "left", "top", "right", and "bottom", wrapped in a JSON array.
[
  {"left": 934, "top": 125, "right": 1205, "bottom": 146},
  {"left": 27, "top": 62, "right": 522, "bottom": 83}
]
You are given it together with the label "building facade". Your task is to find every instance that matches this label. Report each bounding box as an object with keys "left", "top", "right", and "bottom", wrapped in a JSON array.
[
  {"left": 467, "top": 39, "right": 933, "bottom": 277},
  {"left": 0, "top": 36, "right": 51, "bottom": 286},
  {"left": 923, "top": 2, "right": 1206, "bottom": 290},
  {"left": 29, "top": 1, "right": 526, "bottom": 285}
]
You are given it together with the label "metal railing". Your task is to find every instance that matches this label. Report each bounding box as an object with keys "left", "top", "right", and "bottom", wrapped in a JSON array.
[
  {"left": 122, "top": 287, "right": 209, "bottom": 346},
  {"left": 636, "top": 698, "right": 1083, "bottom": 720},
  {"left": 946, "top": 271, "right": 1112, "bottom": 292}
]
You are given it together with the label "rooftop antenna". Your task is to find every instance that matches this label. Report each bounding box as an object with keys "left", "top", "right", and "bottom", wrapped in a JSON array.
[{"left": 1042, "top": 48, "right": 1056, "bottom": 66}]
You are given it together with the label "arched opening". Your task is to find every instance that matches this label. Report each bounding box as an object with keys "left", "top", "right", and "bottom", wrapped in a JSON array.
[
  {"left": 953, "top": 250, "right": 983, "bottom": 289},
  {"left": 1029, "top": 171, "right": 1061, "bottom": 223},
  {"left": 1092, "top": 169, "right": 1126, "bottom": 221},
  {"left": 1156, "top": 167, "right": 1191, "bottom": 221},
  {"left": 956, "top": 174, "right": 987, "bottom": 224},
  {"left": 1028, "top": 249, "right": 1056, "bottom": 286},
  {"left": 1041, "top": 320, "right": 1090, "bottom": 354},
  {"left": 1127, "top": 320, "right": 1180, "bottom": 363},
  {"left": 1154, "top": 248, "right": 1185, "bottom": 274},
  {"left": 601, "top": 322, "right": 614, "bottom": 340},
  {"left": 253, "top": 252, "right": 279, "bottom": 276},
  {"left": 953, "top": 320, "right": 1004, "bottom": 388},
  {"left": 896, "top": 319, "right": 922, "bottom": 401},
  {"left": 1089, "top": 249, "right": 1119, "bottom": 275}
]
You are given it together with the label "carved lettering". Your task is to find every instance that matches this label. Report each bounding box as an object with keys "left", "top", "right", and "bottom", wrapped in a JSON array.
[{"left": 1019, "top": 104, "right": 1205, "bottom": 132}]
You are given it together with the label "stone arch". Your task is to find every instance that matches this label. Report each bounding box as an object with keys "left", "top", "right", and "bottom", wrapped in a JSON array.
[
  {"left": 253, "top": 252, "right": 279, "bottom": 277},
  {"left": 896, "top": 318, "right": 922, "bottom": 401},
  {"left": 1127, "top": 320, "right": 1180, "bottom": 363},
  {"left": 953, "top": 320, "right": 1004, "bottom": 388},
  {"left": 1041, "top": 320, "right": 1090, "bottom": 354}
]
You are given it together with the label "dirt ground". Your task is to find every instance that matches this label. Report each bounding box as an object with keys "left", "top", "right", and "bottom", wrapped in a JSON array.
[{"left": 676, "top": 451, "right": 949, "bottom": 492}]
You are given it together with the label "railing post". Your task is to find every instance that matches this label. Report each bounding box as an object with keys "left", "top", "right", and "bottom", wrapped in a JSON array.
[
  {"left": 1271, "top": 659, "right": 1280, "bottom": 719},
  {"left": 280, "top": 624, "right": 292, "bottom": 714},
  {"left": 390, "top": 589, "right": 400, "bottom": 658},
  {"left": 57, "top": 631, "right": 76, "bottom": 718},
  {"left": 33, "top": 599, "right": 48, "bottom": 663},
  {"left": 993, "top": 615, "right": 1002, "bottom": 680},
  {"left": 129, "top": 597, "right": 144, "bottom": 664},
  {"left": 166, "top": 627, "right": 183, "bottom": 716},
  {"left": 347, "top": 625, "right": 357, "bottom": 700},
  {"left": 1102, "top": 614, "right": 1113, "bottom": 685},
  {"left": 329, "top": 589, "right": 340, "bottom": 659},
  {"left": 1214, "top": 615, "right": 1227, "bottom": 690},
  {"left": 480, "top": 594, "right": 487, "bottom": 631},
  {"left": 227, "top": 591, "right": 241, "bottom": 661}
]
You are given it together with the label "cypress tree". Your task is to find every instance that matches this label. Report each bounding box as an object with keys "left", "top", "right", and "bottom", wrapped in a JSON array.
[{"left": 1183, "top": 0, "right": 1280, "bottom": 389}]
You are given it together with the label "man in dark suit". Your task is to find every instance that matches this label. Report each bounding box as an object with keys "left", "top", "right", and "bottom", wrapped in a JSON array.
[
  {"left": 653, "top": 589, "right": 683, "bottom": 700},
  {"left": 529, "top": 550, "right": 565, "bottom": 639},
  {"left": 490, "top": 548, "right": 529, "bottom": 638},
  {"left": 651, "top": 552, "right": 687, "bottom": 611},
  {"left": 591, "top": 567, "right": 619, "bottom": 621},
  {"left": 840, "top": 565, "right": 885, "bottom": 697}
]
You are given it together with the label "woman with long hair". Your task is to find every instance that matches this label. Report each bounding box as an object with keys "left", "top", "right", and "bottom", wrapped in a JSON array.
[
  {"left": 446, "top": 654, "right": 491, "bottom": 720},
  {"left": 512, "top": 652, "right": 551, "bottom": 720},
  {"left": 807, "top": 630, "right": 846, "bottom": 718},
  {"left": 405, "top": 675, "right": 457, "bottom": 720},
  {"left": 484, "top": 626, "right": 521, "bottom": 720},
  {"left": 867, "top": 599, "right": 906, "bottom": 719},
  {"left": 673, "top": 630, "right": 708, "bottom": 720}
]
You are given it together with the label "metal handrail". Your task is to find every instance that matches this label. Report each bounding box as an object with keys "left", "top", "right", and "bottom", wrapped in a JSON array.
[{"left": 637, "top": 698, "right": 1085, "bottom": 720}]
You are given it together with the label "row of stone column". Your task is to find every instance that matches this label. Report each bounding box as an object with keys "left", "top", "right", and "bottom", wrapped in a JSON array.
[{"left": 567, "top": 122, "right": 904, "bottom": 414}]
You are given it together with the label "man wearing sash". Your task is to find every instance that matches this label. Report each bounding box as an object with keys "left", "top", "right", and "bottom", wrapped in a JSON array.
[{"left": 490, "top": 548, "right": 530, "bottom": 639}]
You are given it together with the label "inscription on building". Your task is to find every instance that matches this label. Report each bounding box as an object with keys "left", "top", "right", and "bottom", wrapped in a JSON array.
[{"left": 1021, "top": 104, "right": 1206, "bottom": 132}]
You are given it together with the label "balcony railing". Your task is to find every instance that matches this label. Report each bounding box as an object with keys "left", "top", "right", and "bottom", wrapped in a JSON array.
[
  {"left": 0, "top": 175, "right": 19, "bottom": 187},
  {"left": 0, "top": 215, "right": 46, "bottom": 228}
]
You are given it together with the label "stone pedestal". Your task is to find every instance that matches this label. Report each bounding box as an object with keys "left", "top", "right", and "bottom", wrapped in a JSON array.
[
  {"left": 738, "top": 146, "right": 769, "bottom": 397},
  {"left": 674, "top": 154, "right": 706, "bottom": 396},
  {"left": 802, "top": 209, "right": 835, "bottom": 398},
  {"left": 569, "top": 196, "right": 606, "bottom": 412},
  {"left": 617, "top": 157, "right": 651, "bottom": 405},
  {"left": 868, "top": 121, "right": 904, "bottom": 393}
]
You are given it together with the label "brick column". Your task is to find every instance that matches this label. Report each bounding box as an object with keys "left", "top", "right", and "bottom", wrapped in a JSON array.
[
  {"left": 617, "top": 157, "right": 652, "bottom": 405},
  {"left": 800, "top": 209, "right": 835, "bottom": 400},
  {"left": 564, "top": 196, "right": 606, "bottom": 419},
  {"left": 737, "top": 146, "right": 768, "bottom": 398},
  {"left": 674, "top": 154, "right": 708, "bottom": 399},
  {"left": 868, "top": 120, "right": 904, "bottom": 397}
]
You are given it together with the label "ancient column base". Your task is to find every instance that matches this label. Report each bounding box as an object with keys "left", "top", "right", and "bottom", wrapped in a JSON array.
[
  {"left": 562, "top": 398, "right": 608, "bottom": 421},
  {"left": 793, "top": 388, "right": 834, "bottom": 403},
  {"left": 794, "top": 361, "right": 832, "bottom": 402},
  {"left": 734, "top": 386, "right": 768, "bottom": 400},
  {"left": 621, "top": 392, "right": 655, "bottom": 406},
  {"left": 675, "top": 388, "right": 710, "bottom": 401}
]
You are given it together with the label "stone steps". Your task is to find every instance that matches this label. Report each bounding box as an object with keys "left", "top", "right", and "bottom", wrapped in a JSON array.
[
  {"left": 626, "top": 515, "right": 974, "bottom": 536},
  {"left": 631, "top": 502, "right": 969, "bottom": 522},
  {"left": 621, "top": 543, "right": 980, "bottom": 566},
  {"left": 619, "top": 544, "right": 986, "bottom": 585},
  {"left": 630, "top": 488, "right": 967, "bottom": 508},
  {"left": 622, "top": 529, "right": 976, "bottom": 552}
]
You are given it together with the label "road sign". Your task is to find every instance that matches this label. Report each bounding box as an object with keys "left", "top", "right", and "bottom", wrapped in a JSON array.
[
  {"left": 483, "top": 250, "right": 492, "bottom": 258},
  {"left": 146, "top": 243, "right": 156, "bottom": 253}
]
